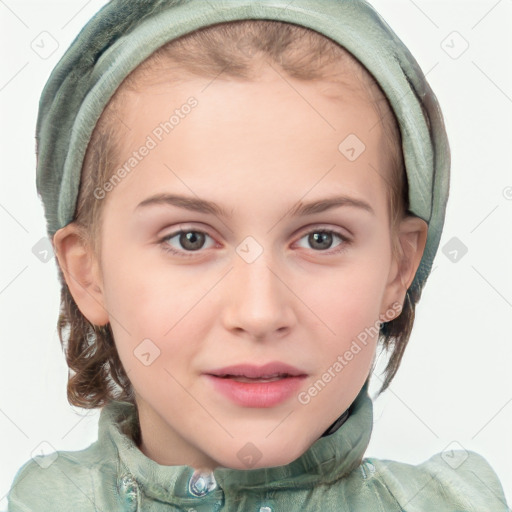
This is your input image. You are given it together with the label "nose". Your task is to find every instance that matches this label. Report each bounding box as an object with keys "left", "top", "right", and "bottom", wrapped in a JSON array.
[{"left": 221, "top": 248, "right": 296, "bottom": 341}]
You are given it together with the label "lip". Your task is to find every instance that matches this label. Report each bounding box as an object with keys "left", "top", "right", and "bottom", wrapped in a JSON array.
[
  {"left": 204, "top": 362, "right": 308, "bottom": 408},
  {"left": 206, "top": 362, "right": 307, "bottom": 379}
]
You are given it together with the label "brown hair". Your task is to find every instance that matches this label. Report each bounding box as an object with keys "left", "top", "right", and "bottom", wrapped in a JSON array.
[{"left": 56, "top": 19, "right": 415, "bottom": 409}]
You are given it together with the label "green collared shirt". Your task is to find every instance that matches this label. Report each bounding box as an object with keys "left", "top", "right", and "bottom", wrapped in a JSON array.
[{"left": 7, "top": 383, "right": 509, "bottom": 511}]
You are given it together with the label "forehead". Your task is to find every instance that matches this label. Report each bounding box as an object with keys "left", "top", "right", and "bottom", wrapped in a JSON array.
[{"left": 104, "top": 66, "right": 389, "bottom": 219}]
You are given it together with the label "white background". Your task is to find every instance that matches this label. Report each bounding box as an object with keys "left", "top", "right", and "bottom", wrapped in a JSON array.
[{"left": 1, "top": 0, "right": 511, "bottom": 509}]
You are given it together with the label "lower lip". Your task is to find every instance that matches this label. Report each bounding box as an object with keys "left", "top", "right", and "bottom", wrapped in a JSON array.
[{"left": 205, "top": 375, "right": 306, "bottom": 408}]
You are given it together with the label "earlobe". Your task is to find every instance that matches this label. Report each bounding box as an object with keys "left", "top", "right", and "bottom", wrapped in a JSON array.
[{"left": 52, "top": 223, "right": 109, "bottom": 326}]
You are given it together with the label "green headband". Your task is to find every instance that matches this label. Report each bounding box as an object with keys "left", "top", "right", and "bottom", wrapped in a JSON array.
[{"left": 36, "top": 0, "right": 450, "bottom": 296}]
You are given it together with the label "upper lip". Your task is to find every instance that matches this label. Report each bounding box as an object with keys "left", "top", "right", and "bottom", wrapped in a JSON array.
[{"left": 206, "top": 362, "right": 307, "bottom": 379}]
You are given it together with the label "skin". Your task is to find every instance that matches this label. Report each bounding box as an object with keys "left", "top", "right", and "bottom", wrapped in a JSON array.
[{"left": 54, "top": 61, "right": 427, "bottom": 471}]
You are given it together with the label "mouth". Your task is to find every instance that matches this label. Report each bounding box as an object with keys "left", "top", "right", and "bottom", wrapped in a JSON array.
[
  {"left": 204, "top": 362, "right": 307, "bottom": 408},
  {"left": 205, "top": 362, "right": 307, "bottom": 380}
]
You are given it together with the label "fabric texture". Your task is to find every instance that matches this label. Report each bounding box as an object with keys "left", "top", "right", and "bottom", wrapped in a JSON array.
[
  {"left": 7, "top": 381, "right": 509, "bottom": 511},
  {"left": 35, "top": 0, "right": 450, "bottom": 298}
]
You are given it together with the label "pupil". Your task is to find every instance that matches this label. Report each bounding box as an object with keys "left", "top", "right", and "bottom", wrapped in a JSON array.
[
  {"left": 181, "top": 231, "right": 204, "bottom": 251},
  {"left": 310, "top": 232, "right": 332, "bottom": 250}
]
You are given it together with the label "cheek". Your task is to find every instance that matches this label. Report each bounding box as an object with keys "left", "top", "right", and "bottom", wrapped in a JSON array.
[
  {"left": 100, "top": 253, "right": 210, "bottom": 374},
  {"left": 100, "top": 242, "right": 183, "bottom": 330},
  {"left": 304, "top": 253, "right": 391, "bottom": 331}
]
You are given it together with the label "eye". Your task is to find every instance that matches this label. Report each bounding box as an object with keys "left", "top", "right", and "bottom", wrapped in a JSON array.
[
  {"left": 294, "top": 228, "right": 350, "bottom": 255},
  {"left": 160, "top": 228, "right": 215, "bottom": 257}
]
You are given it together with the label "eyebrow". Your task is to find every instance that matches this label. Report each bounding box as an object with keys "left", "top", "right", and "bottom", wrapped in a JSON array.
[{"left": 134, "top": 193, "right": 375, "bottom": 218}]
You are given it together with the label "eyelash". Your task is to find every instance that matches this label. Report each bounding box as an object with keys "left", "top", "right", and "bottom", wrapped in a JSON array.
[{"left": 158, "top": 226, "right": 351, "bottom": 258}]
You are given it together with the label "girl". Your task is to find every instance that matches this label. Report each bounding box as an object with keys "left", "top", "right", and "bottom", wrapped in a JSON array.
[{"left": 7, "top": 0, "right": 509, "bottom": 510}]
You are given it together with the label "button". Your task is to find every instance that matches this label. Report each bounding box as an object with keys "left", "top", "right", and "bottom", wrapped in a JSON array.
[
  {"left": 188, "top": 469, "right": 217, "bottom": 497},
  {"left": 118, "top": 474, "right": 139, "bottom": 511}
]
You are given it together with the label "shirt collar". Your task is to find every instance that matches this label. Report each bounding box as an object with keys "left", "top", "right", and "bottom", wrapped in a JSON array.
[{"left": 98, "top": 378, "right": 372, "bottom": 503}]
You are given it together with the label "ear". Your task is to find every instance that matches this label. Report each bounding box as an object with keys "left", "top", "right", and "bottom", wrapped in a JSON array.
[
  {"left": 381, "top": 216, "right": 428, "bottom": 318},
  {"left": 52, "top": 223, "right": 109, "bottom": 326}
]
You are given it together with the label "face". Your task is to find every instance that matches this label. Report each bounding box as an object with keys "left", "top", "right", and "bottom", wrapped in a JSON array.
[{"left": 65, "top": 64, "right": 411, "bottom": 470}]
